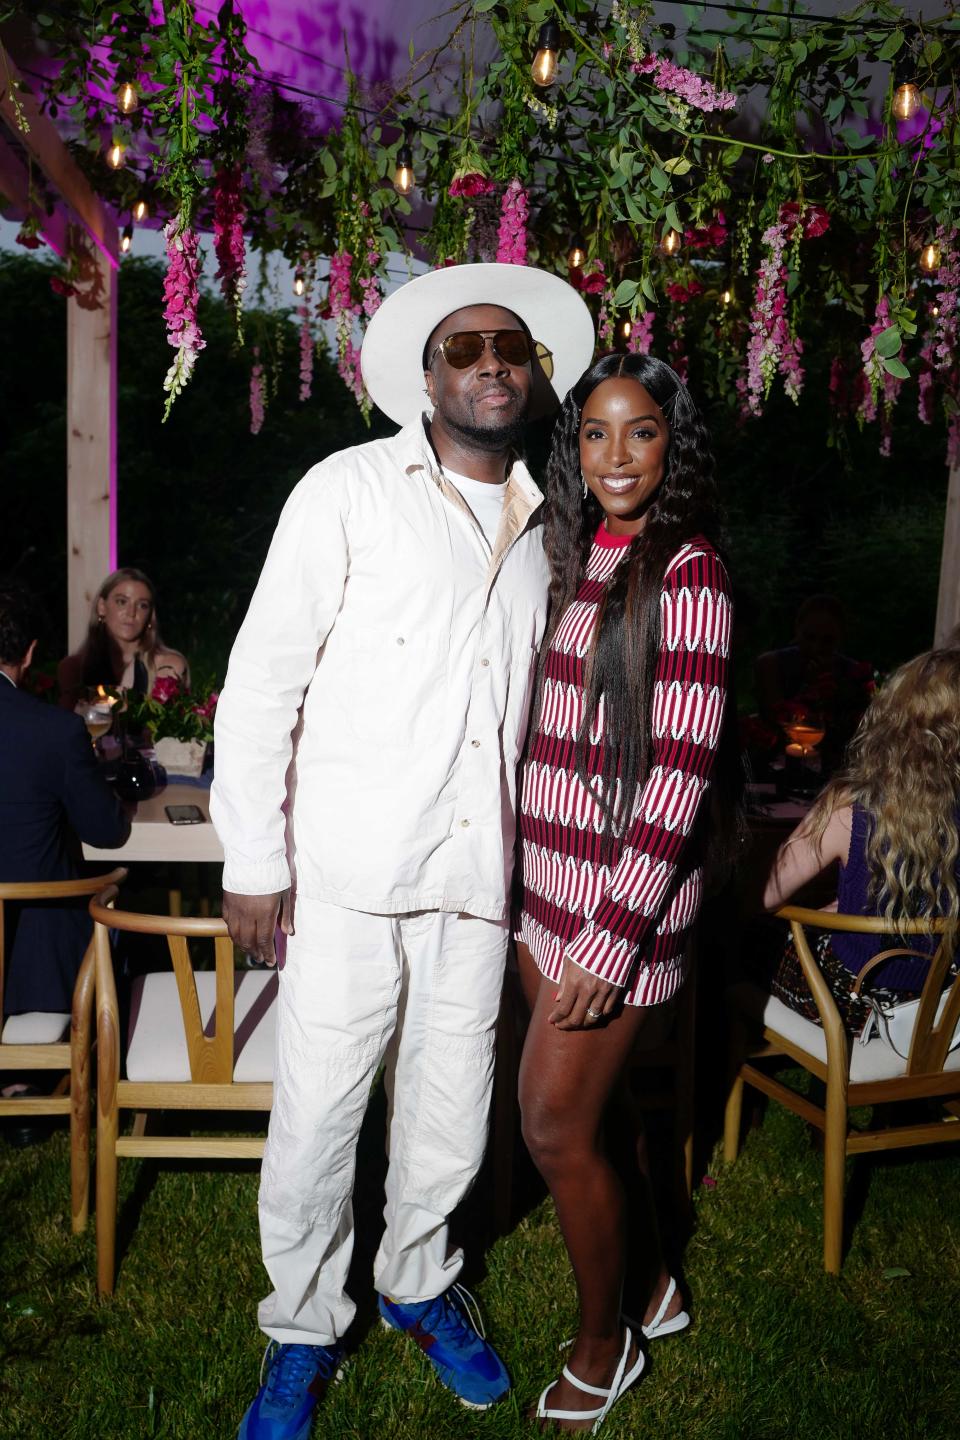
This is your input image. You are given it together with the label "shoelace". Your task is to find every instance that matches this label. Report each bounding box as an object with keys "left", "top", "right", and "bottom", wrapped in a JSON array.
[
  {"left": 259, "top": 1342, "right": 337, "bottom": 1404},
  {"left": 416, "top": 1283, "right": 486, "bottom": 1345}
]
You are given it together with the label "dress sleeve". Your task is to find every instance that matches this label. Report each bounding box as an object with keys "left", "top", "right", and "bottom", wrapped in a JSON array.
[{"left": 563, "top": 545, "right": 732, "bottom": 986}]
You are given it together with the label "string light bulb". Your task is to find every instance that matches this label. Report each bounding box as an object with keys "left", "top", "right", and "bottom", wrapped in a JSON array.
[
  {"left": 660, "top": 228, "right": 682, "bottom": 257},
  {"left": 120, "top": 222, "right": 133, "bottom": 254},
  {"left": 133, "top": 197, "right": 148, "bottom": 222},
  {"left": 892, "top": 78, "right": 921, "bottom": 121},
  {"left": 720, "top": 288, "right": 733, "bottom": 306},
  {"left": 293, "top": 274, "right": 305, "bottom": 297},
  {"left": 531, "top": 21, "right": 561, "bottom": 87},
  {"left": 617, "top": 317, "right": 632, "bottom": 343},
  {"left": 919, "top": 241, "right": 941, "bottom": 274},
  {"left": 393, "top": 143, "right": 415, "bottom": 196},
  {"left": 932, "top": 304, "right": 940, "bottom": 317},
  {"left": 567, "top": 234, "right": 586, "bottom": 269},
  {"left": 106, "top": 141, "right": 126, "bottom": 169},
  {"left": 116, "top": 80, "right": 139, "bottom": 114}
]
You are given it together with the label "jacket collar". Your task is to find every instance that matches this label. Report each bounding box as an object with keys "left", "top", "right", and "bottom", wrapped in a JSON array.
[{"left": 397, "top": 413, "right": 544, "bottom": 510}]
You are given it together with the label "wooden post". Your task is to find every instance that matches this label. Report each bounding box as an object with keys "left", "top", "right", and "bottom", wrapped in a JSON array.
[
  {"left": 935, "top": 461, "right": 960, "bottom": 647},
  {"left": 67, "top": 243, "right": 117, "bottom": 650}
]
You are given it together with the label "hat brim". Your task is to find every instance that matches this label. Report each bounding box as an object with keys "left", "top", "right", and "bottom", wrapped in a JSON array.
[{"left": 360, "top": 262, "right": 596, "bottom": 426}]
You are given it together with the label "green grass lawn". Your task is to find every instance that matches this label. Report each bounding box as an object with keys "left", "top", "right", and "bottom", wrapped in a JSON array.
[{"left": 2, "top": 1080, "right": 958, "bottom": 1440}]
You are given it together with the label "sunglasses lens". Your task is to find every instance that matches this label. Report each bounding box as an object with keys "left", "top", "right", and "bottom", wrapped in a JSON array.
[
  {"left": 442, "top": 333, "right": 486, "bottom": 368},
  {"left": 494, "top": 331, "right": 532, "bottom": 366},
  {"left": 535, "top": 341, "right": 555, "bottom": 381}
]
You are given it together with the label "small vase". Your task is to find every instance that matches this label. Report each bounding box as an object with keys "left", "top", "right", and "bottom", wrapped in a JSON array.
[{"left": 154, "top": 736, "right": 207, "bottom": 778}]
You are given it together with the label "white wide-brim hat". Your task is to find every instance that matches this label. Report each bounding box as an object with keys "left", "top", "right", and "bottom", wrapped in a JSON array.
[{"left": 360, "top": 262, "right": 596, "bottom": 425}]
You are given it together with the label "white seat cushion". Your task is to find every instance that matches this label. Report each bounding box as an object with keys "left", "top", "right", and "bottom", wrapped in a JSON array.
[
  {"left": 126, "top": 969, "right": 278, "bottom": 1083},
  {"left": 730, "top": 980, "right": 960, "bottom": 1085},
  {"left": 2, "top": 1011, "right": 70, "bottom": 1044}
]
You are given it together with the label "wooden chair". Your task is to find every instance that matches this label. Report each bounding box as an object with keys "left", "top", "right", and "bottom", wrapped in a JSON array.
[
  {"left": 0, "top": 868, "right": 127, "bottom": 1233},
  {"left": 724, "top": 906, "right": 960, "bottom": 1273},
  {"left": 89, "top": 885, "right": 278, "bottom": 1295}
]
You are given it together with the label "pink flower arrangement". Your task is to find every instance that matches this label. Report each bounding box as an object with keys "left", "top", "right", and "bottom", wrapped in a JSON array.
[
  {"left": 151, "top": 676, "right": 181, "bottom": 703},
  {"left": 249, "top": 345, "right": 265, "bottom": 435},
  {"left": 742, "top": 217, "right": 804, "bottom": 416},
  {"left": 162, "top": 214, "right": 206, "bottom": 419},
  {"left": 634, "top": 52, "right": 737, "bottom": 113},
  {"left": 496, "top": 179, "right": 529, "bottom": 266},
  {"left": 212, "top": 166, "right": 247, "bottom": 331}
]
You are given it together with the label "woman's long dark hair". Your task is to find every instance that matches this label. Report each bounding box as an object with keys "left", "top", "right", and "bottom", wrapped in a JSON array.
[{"left": 541, "top": 351, "right": 740, "bottom": 876}]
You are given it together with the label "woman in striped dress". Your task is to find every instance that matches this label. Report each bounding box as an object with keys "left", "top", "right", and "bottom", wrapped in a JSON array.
[{"left": 516, "top": 353, "right": 733, "bottom": 1431}]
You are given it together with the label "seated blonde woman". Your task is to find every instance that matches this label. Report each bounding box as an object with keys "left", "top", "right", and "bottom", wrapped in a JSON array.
[{"left": 58, "top": 567, "right": 188, "bottom": 711}]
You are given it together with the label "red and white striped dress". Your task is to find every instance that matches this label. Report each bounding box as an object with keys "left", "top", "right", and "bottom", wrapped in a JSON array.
[{"left": 516, "top": 524, "right": 732, "bottom": 1005}]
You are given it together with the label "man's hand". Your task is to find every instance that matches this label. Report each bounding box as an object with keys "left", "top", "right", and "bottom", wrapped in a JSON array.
[
  {"left": 221, "top": 889, "right": 292, "bottom": 967},
  {"left": 548, "top": 956, "right": 620, "bottom": 1030}
]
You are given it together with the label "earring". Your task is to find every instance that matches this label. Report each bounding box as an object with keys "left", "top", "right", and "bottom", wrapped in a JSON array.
[{"left": 581, "top": 471, "right": 587, "bottom": 499}]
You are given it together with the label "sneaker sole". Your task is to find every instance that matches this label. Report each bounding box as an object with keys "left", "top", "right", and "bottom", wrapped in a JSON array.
[{"left": 378, "top": 1317, "right": 498, "bottom": 1410}]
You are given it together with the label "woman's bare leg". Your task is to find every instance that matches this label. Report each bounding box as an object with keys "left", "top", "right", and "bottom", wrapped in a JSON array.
[{"left": 517, "top": 943, "right": 651, "bottom": 1429}]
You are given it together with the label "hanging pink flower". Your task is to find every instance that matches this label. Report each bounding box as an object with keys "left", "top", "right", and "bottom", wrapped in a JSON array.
[
  {"left": 684, "top": 212, "right": 727, "bottom": 251},
  {"left": 665, "top": 279, "right": 704, "bottom": 305},
  {"left": 778, "top": 201, "right": 831, "bottom": 240},
  {"left": 50, "top": 275, "right": 78, "bottom": 298},
  {"left": 449, "top": 172, "right": 496, "bottom": 199},
  {"left": 858, "top": 296, "right": 903, "bottom": 455},
  {"left": 932, "top": 225, "right": 959, "bottom": 374},
  {"left": 496, "top": 180, "right": 529, "bottom": 266},
  {"left": 298, "top": 301, "right": 313, "bottom": 403},
  {"left": 626, "top": 311, "right": 656, "bottom": 354},
  {"left": 948, "top": 413, "right": 960, "bottom": 469},
  {"left": 574, "top": 260, "right": 607, "bottom": 296},
  {"left": 162, "top": 214, "right": 206, "bottom": 420},
  {"left": 918, "top": 328, "right": 937, "bottom": 425},
  {"left": 212, "top": 166, "right": 247, "bottom": 333},
  {"left": 633, "top": 52, "right": 736, "bottom": 112},
  {"left": 249, "top": 345, "right": 265, "bottom": 435},
  {"left": 742, "top": 217, "right": 804, "bottom": 417}
]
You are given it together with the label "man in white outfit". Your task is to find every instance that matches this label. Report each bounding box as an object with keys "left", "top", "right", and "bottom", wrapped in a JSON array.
[{"left": 211, "top": 262, "right": 593, "bottom": 1440}]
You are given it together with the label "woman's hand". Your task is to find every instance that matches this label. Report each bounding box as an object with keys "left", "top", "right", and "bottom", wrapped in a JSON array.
[{"left": 549, "top": 957, "right": 620, "bottom": 1030}]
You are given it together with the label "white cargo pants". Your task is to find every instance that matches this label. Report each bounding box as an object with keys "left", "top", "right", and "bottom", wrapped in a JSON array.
[{"left": 256, "top": 897, "right": 508, "bottom": 1346}]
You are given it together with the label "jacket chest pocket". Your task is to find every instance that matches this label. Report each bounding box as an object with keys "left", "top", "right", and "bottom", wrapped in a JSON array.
[{"left": 340, "top": 625, "right": 448, "bottom": 746}]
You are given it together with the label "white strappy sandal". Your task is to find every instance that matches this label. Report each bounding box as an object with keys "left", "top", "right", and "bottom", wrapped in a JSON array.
[
  {"left": 627, "top": 1275, "right": 691, "bottom": 1341},
  {"left": 536, "top": 1327, "right": 645, "bottom": 1434}
]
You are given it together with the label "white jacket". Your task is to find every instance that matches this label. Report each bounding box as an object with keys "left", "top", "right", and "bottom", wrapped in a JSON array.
[{"left": 211, "top": 417, "right": 550, "bottom": 921}]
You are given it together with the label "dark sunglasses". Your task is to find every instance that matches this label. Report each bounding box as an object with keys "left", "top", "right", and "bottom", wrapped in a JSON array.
[{"left": 430, "top": 329, "right": 549, "bottom": 374}]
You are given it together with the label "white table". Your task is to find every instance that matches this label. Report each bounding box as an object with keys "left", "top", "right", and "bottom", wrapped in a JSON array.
[{"left": 83, "top": 783, "right": 224, "bottom": 864}]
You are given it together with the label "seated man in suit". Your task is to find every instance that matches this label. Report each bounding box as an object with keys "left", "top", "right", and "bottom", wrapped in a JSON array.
[{"left": 0, "top": 581, "right": 129, "bottom": 1136}]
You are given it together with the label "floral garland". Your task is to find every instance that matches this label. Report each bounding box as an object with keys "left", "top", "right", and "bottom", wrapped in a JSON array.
[
  {"left": 932, "top": 226, "right": 959, "bottom": 374},
  {"left": 740, "top": 218, "right": 792, "bottom": 417},
  {"left": 212, "top": 166, "right": 247, "bottom": 340},
  {"left": 496, "top": 179, "right": 529, "bottom": 265},
  {"left": 162, "top": 214, "right": 206, "bottom": 422},
  {"left": 633, "top": 51, "right": 737, "bottom": 113}
]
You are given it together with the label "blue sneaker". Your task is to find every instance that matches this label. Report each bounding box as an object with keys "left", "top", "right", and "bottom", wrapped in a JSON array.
[
  {"left": 237, "top": 1341, "right": 343, "bottom": 1439},
  {"left": 378, "top": 1284, "right": 510, "bottom": 1409}
]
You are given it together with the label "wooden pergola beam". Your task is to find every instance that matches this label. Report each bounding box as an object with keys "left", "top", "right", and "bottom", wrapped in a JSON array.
[
  {"left": 2, "top": 44, "right": 118, "bottom": 647},
  {"left": 0, "top": 50, "right": 118, "bottom": 266},
  {"left": 0, "top": 134, "right": 70, "bottom": 256}
]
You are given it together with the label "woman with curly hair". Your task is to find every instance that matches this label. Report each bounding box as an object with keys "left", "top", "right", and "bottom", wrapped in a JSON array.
[
  {"left": 57, "top": 567, "right": 188, "bottom": 711},
  {"left": 760, "top": 647, "right": 960, "bottom": 1030},
  {"left": 515, "top": 353, "right": 734, "bottom": 1430}
]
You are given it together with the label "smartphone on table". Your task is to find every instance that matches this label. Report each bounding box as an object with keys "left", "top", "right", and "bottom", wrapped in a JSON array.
[{"left": 164, "top": 804, "right": 205, "bottom": 825}]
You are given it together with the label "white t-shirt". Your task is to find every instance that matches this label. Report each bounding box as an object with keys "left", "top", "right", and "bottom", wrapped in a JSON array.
[{"left": 443, "top": 468, "right": 508, "bottom": 552}]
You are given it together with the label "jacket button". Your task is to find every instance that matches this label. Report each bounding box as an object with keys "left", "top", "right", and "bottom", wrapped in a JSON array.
[
  {"left": 396, "top": 636, "right": 405, "bottom": 646},
  {"left": 480, "top": 657, "right": 490, "bottom": 667},
  {"left": 460, "top": 818, "right": 470, "bottom": 828},
  {"left": 471, "top": 739, "right": 480, "bottom": 748}
]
